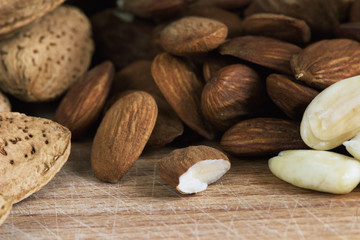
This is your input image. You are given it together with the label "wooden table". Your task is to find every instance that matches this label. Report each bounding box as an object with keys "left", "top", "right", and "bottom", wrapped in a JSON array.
[{"left": 1, "top": 139, "right": 360, "bottom": 239}]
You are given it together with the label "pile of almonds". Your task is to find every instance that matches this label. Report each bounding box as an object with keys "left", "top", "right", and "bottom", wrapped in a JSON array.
[{"left": 1, "top": 0, "right": 360, "bottom": 226}]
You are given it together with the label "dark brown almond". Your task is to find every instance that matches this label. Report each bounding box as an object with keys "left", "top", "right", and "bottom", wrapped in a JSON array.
[
  {"left": 291, "top": 39, "right": 360, "bottom": 89},
  {"left": 350, "top": 0, "right": 360, "bottom": 22},
  {"left": 241, "top": 13, "right": 311, "bottom": 45},
  {"left": 202, "top": 54, "right": 239, "bottom": 82},
  {"left": 151, "top": 52, "right": 214, "bottom": 139},
  {"left": 186, "top": 6, "right": 242, "bottom": 38},
  {"left": 266, "top": 74, "right": 319, "bottom": 120},
  {"left": 220, "top": 118, "right": 307, "bottom": 157},
  {"left": 159, "top": 16, "right": 228, "bottom": 56},
  {"left": 219, "top": 36, "right": 301, "bottom": 75},
  {"left": 91, "top": 91, "right": 158, "bottom": 183},
  {"left": 335, "top": 22, "right": 360, "bottom": 42},
  {"left": 201, "top": 64, "right": 266, "bottom": 132},
  {"left": 54, "top": 61, "right": 115, "bottom": 139}
]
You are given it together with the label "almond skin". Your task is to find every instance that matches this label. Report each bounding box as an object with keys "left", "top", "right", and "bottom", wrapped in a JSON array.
[
  {"left": 91, "top": 91, "right": 158, "bottom": 183},
  {"left": 220, "top": 118, "right": 307, "bottom": 157},
  {"left": 266, "top": 73, "right": 319, "bottom": 120},
  {"left": 54, "top": 61, "right": 115, "bottom": 139},
  {"left": 159, "top": 16, "right": 228, "bottom": 56},
  {"left": 241, "top": 13, "right": 311, "bottom": 45},
  {"left": 0, "top": 112, "right": 71, "bottom": 204},
  {"left": 151, "top": 52, "right": 214, "bottom": 140},
  {"left": 201, "top": 64, "right": 266, "bottom": 132},
  {"left": 219, "top": 36, "right": 301, "bottom": 75},
  {"left": 291, "top": 39, "right": 360, "bottom": 89},
  {"left": 0, "top": 0, "right": 65, "bottom": 40},
  {"left": 0, "top": 5, "right": 94, "bottom": 102}
]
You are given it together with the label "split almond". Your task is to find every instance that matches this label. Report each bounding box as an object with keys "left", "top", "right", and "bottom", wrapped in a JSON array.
[
  {"left": 291, "top": 39, "right": 360, "bottom": 89},
  {"left": 0, "top": 0, "right": 65, "bottom": 40},
  {"left": 0, "top": 6, "right": 94, "bottom": 102},
  {"left": 159, "top": 16, "right": 228, "bottom": 56},
  {"left": 266, "top": 73, "right": 318, "bottom": 120},
  {"left": 241, "top": 13, "right": 311, "bottom": 45},
  {"left": 54, "top": 61, "right": 115, "bottom": 139},
  {"left": 0, "top": 112, "right": 71, "bottom": 204},
  {"left": 157, "top": 145, "right": 230, "bottom": 194},
  {"left": 151, "top": 52, "right": 214, "bottom": 139},
  {"left": 91, "top": 91, "right": 158, "bottom": 183},
  {"left": 220, "top": 118, "right": 307, "bottom": 157},
  {"left": 219, "top": 36, "right": 301, "bottom": 75}
]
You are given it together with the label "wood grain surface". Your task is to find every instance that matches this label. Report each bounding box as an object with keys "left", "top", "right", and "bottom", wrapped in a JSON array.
[{"left": 1, "top": 139, "right": 360, "bottom": 240}]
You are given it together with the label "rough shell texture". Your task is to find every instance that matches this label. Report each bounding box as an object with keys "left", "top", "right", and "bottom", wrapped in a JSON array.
[
  {"left": 54, "top": 61, "right": 115, "bottom": 139},
  {"left": 0, "top": 112, "right": 71, "bottom": 204},
  {"left": 91, "top": 91, "right": 158, "bottom": 183},
  {"left": 0, "top": 194, "right": 12, "bottom": 226},
  {"left": 159, "top": 16, "right": 228, "bottom": 56},
  {"left": 291, "top": 39, "right": 360, "bottom": 89},
  {"left": 0, "top": 5, "right": 94, "bottom": 102},
  {"left": 0, "top": 0, "right": 65, "bottom": 40}
]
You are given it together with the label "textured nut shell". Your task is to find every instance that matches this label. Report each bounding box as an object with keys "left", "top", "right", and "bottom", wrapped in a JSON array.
[
  {"left": 219, "top": 36, "right": 301, "bottom": 75},
  {"left": 220, "top": 118, "right": 307, "bottom": 157},
  {"left": 91, "top": 91, "right": 158, "bottom": 183},
  {"left": 159, "top": 16, "right": 228, "bottom": 56},
  {"left": 151, "top": 52, "right": 214, "bottom": 139},
  {"left": 0, "top": 195, "right": 12, "bottom": 226},
  {"left": 0, "top": 112, "right": 71, "bottom": 204},
  {"left": 157, "top": 145, "right": 230, "bottom": 193},
  {"left": 201, "top": 64, "right": 265, "bottom": 131},
  {"left": 54, "top": 61, "right": 114, "bottom": 139},
  {"left": 0, "top": 6, "right": 94, "bottom": 102},
  {"left": 0, "top": 91, "right": 11, "bottom": 112},
  {"left": 0, "top": 0, "right": 65, "bottom": 39},
  {"left": 241, "top": 13, "right": 311, "bottom": 45},
  {"left": 266, "top": 73, "right": 318, "bottom": 120},
  {"left": 291, "top": 39, "right": 360, "bottom": 89}
]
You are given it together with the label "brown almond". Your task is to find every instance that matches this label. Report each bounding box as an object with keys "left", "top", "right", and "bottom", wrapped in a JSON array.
[
  {"left": 244, "top": 0, "right": 339, "bottom": 36},
  {"left": 220, "top": 118, "right": 307, "bottom": 157},
  {"left": 118, "top": 0, "right": 186, "bottom": 19},
  {"left": 291, "top": 39, "right": 360, "bottom": 89},
  {"left": 241, "top": 13, "right": 311, "bottom": 45},
  {"left": 201, "top": 64, "right": 266, "bottom": 132},
  {"left": 157, "top": 145, "right": 230, "bottom": 194},
  {"left": 0, "top": 6, "right": 94, "bottom": 102},
  {"left": 0, "top": 0, "right": 65, "bottom": 40},
  {"left": 110, "top": 60, "right": 184, "bottom": 148},
  {"left": 219, "top": 36, "right": 301, "bottom": 75},
  {"left": 335, "top": 22, "right": 360, "bottom": 42},
  {"left": 202, "top": 54, "right": 238, "bottom": 82},
  {"left": 54, "top": 61, "right": 115, "bottom": 139},
  {"left": 266, "top": 74, "right": 319, "bottom": 120},
  {"left": 151, "top": 52, "right": 214, "bottom": 140},
  {"left": 91, "top": 91, "right": 158, "bottom": 183},
  {"left": 159, "top": 16, "right": 228, "bottom": 56},
  {"left": 0, "top": 112, "right": 71, "bottom": 203}
]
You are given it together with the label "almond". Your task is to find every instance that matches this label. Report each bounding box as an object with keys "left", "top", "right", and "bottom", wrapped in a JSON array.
[
  {"left": 202, "top": 54, "right": 238, "bottom": 82},
  {"left": 219, "top": 36, "right": 301, "bottom": 75},
  {"left": 220, "top": 118, "right": 307, "bottom": 157},
  {"left": 241, "top": 13, "right": 311, "bottom": 45},
  {"left": 291, "top": 39, "right": 360, "bottom": 89},
  {"left": 335, "top": 22, "right": 360, "bottom": 42},
  {"left": 109, "top": 60, "right": 184, "bottom": 148},
  {"left": 0, "top": 5, "right": 94, "bottom": 102},
  {"left": 54, "top": 61, "right": 115, "bottom": 139},
  {"left": 0, "top": 0, "right": 65, "bottom": 40},
  {"left": 350, "top": 0, "right": 360, "bottom": 22},
  {"left": 151, "top": 52, "right": 214, "bottom": 139},
  {"left": 201, "top": 64, "right": 266, "bottom": 132},
  {"left": 0, "top": 112, "right": 71, "bottom": 203},
  {"left": 0, "top": 195, "right": 12, "bottom": 226},
  {"left": 157, "top": 145, "right": 230, "bottom": 194},
  {"left": 190, "top": 0, "right": 250, "bottom": 9},
  {"left": 91, "top": 91, "right": 158, "bottom": 183},
  {"left": 266, "top": 73, "right": 319, "bottom": 120},
  {"left": 159, "top": 16, "right": 228, "bottom": 56}
]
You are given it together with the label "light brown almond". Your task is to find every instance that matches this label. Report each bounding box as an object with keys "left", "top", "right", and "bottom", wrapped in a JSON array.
[
  {"left": 0, "top": 6, "right": 94, "bottom": 102},
  {"left": 91, "top": 91, "right": 158, "bottom": 183},
  {"left": 54, "top": 61, "right": 115, "bottom": 139}
]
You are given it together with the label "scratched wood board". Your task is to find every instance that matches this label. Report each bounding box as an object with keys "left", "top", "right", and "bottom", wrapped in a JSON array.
[{"left": 1, "top": 139, "right": 360, "bottom": 239}]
